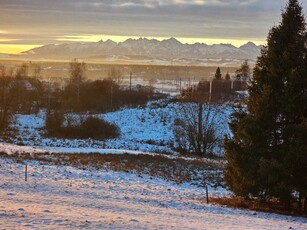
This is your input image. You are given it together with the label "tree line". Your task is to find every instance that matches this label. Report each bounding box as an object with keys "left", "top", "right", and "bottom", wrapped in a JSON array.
[
  {"left": 0, "top": 60, "right": 158, "bottom": 133},
  {"left": 61, "top": 59, "right": 156, "bottom": 112}
]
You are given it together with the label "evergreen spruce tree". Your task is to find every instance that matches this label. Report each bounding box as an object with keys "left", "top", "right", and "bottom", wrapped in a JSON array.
[
  {"left": 214, "top": 67, "right": 222, "bottom": 80},
  {"left": 235, "top": 60, "right": 250, "bottom": 81},
  {"left": 225, "top": 72, "right": 230, "bottom": 81},
  {"left": 224, "top": 0, "right": 307, "bottom": 206}
]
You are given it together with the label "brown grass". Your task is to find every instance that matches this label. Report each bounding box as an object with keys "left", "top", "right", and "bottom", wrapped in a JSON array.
[
  {"left": 2, "top": 151, "right": 306, "bottom": 217},
  {"left": 0, "top": 151, "right": 225, "bottom": 188},
  {"left": 209, "top": 197, "right": 307, "bottom": 217}
]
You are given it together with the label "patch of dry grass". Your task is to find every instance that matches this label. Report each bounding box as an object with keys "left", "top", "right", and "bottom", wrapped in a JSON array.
[
  {"left": 0, "top": 151, "right": 224, "bottom": 188},
  {"left": 209, "top": 197, "right": 307, "bottom": 217}
]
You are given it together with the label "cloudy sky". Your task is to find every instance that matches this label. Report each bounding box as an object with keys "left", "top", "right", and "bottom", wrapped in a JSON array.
[{"left": 1, "top": 0, "right": 306, "bottom": 53}]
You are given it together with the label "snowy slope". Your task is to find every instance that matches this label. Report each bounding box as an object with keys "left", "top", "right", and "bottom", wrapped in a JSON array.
[
  {"left": 4, "top": 100, "right": 233, "bottom": 155},
  {"left": 0, "top": 158, "right": 306, "bottom": 229}
]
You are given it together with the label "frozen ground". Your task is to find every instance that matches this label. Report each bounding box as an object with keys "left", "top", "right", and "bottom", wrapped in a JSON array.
[
  {"left": 0, "top": 158, "right": 306, "bottom": 229},
  {"left": 0, "top": 142, "right": 206, "bottom": 162},
  {"left": 4, "top": 100, "right": 233, "bottom": 155},
  {"left": 2, "top": 99, "right": 300, "bottom": 229}
]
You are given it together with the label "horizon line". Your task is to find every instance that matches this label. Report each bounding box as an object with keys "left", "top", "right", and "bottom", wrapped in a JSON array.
[
  {"left": 51, "top": 35, "right": 267, "bottom": 47},
  {"left": 0, "top": 35, "right": 267, "bottom": 55}
]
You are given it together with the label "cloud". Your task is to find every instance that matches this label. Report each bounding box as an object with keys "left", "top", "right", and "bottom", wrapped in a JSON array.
[{"left": 0, "top": 0, "right": 306, "bottom": 47}]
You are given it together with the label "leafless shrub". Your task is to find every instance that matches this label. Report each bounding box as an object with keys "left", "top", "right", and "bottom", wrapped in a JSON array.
[{"left": 173, "top": 102, "right": 221, "bottom": 157}]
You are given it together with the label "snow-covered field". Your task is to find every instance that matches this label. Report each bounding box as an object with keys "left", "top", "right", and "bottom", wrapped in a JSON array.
[
  {"left": 1, "top": 158, "right": 306, "bottom": 229},
  {"left": 2, "top": 100, "right": 233, "bottom": 155},
  {"left": 2, "top": 99, "right": 303, "bottom": 229}
]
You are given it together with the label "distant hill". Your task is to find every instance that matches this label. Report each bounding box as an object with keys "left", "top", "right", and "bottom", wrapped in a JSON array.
[
  {"left": 0, "top": 53, "right": 12, "bottom": 58},
  {"left": 21, "top": 37, "right": 262, "bottom": 64}
]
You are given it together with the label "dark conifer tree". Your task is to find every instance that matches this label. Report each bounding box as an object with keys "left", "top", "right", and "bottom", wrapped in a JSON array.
[
  {"left": 235, "top": 60, "right": 250, "bottom": 81},
  {"left": 214, "top": 67, "right": 222, "bottom": 80},
  {"left": 224, "top": 0, "right": 307, "bottom": 206},
  {"left": 225, "top": 72, "right": 230, "bottom": 81}
]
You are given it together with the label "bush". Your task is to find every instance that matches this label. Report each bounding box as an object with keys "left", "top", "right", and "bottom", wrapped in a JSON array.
[
  {"left": 0, "top": 113, "right": 12, "bottom": 131},
  {"left": 46, "top": 114, "right": 120, "bottom": 140},
  {"left": 79, "top": 116, "right": 120, "bottom": 139},
  {"left": 45, "top": 110, "right": 64, "bottom": 135},
  {"left": 173, "top": 102, "right": 219, "bottom": 157}
]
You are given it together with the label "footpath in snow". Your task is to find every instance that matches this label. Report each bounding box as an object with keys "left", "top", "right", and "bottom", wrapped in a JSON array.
[{"left": 0, "top": 158, "right": 306, "bottom": 230}]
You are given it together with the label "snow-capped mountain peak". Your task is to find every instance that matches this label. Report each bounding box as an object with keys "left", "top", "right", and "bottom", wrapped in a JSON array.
[{"left": 21, "top": 38, "right": 262, "bottom": 61}]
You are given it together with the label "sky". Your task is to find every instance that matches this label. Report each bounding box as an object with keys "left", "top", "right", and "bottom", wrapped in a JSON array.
[{"left": 0, "top": 0, "right": 306, "bottom": 54}]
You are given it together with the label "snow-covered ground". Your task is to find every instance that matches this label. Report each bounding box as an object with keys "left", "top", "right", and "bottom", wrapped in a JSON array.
[
  {"left": 0, "top": 142, "right": 211, "bottom": 163},
  {"left": 3, "top": 99, "right": 298, "bottom": 229},
  {"left": 3, "top": 100, "right": 233, "bottom": 155},
  {"left": 1, "top": 158, "right": 306, "bottom": 229}
]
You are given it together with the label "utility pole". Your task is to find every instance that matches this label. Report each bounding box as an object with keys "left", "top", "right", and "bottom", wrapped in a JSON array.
[
  {"left": 25, "top": 164, "right": 28, "bottom": 182},
  {"left": 110, "top": 80, "right": 113, "bottom": 109},
  {"left": 192, "top": 76, "right": 195, "bottom": 95},
  {"left": 161, "top": 80, "right": 164, "bottom": 94},
  {"left": 206, "top": 185, "right": 209, "bottom": 203},
  {"left": 231, "top": 78, "right": 234, "bottom": 90},
  {"left": 209, "top": 79, "right": 212, "bottom": 102},
  {"left": 179, "top": 78, "right": 182, "bottom": 96},
  {"left": 130, "top": 71, "right": 132, "bottom": 91}
]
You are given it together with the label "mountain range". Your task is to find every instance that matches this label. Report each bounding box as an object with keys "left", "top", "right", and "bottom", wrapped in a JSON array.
[{"left": 21, "top": 37, "right": 262, "bottom": 63}]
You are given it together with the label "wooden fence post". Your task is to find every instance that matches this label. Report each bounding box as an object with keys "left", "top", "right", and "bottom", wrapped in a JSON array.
[
  {"left": 25, "top": 164, "right": 28, "bottom": 182},
  {"left": 206, "top": 185, "right": 209, "bottom": 204}
]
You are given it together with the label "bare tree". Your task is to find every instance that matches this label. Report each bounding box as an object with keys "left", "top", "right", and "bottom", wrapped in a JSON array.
[
  {"left": 0, "top": 66, "right": 18, "bottom": 130},
  {"left": 108, "top": 67, "right": 122, "bottom": 84},
  {"left": 173, "top": 102, "right": 220, "bottom": 157},
  {"left": 15, "top": 63, "right": 28, "bottom": 79},
  {"left": 69, "top": 59, "right": 86, "bottom": 110},
  {"left": 32, "top": 64, "right": 41, "bottom": 79}
]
